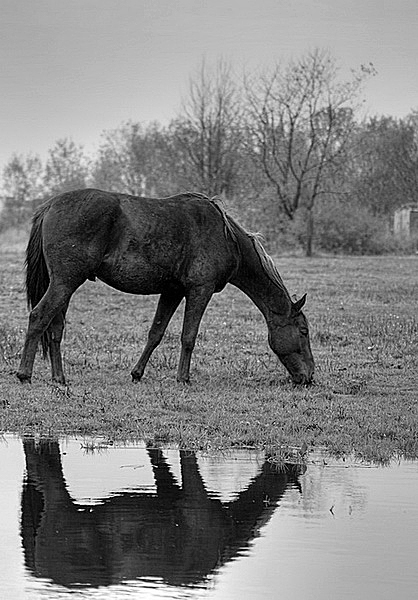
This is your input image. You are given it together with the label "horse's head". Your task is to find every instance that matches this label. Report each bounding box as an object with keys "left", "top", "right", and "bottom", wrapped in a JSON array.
[{"left": 268, "top": 294, "right": 314, "bottom": 385}]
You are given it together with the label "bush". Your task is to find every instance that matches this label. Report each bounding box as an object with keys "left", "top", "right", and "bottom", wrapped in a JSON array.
[{"left": 314, "top": 198, "right": 407, "bottom": 254}]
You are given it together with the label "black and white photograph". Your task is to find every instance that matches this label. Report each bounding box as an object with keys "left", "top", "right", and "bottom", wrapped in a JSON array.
[{"left": 1, "top": 1, "right": 417, "bottom": 598}]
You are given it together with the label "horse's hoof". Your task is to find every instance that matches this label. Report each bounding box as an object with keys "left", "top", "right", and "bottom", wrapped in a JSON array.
[
  {"left": 131, "top": 372, "right": 142, "bottom": 383},
  {"left": 16, "top": 372, "right": 31, "bottom": 384}
]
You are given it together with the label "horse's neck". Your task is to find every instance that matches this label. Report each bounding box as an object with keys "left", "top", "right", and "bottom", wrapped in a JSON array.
[{"left": 231, "top": 233, "right": 291, "bottom": 321}]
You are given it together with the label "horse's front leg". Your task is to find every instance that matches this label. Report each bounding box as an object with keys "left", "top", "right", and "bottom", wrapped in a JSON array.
[
  {"left": 131, "top": 290, "right": 184, "bottom": 382},
  {"left": 177, "top": 286, "right": 213, "bottom": 383}
]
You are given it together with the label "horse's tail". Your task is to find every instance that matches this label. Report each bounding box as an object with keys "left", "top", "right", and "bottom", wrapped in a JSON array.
[{"left": 25, "top": 202, "right": 51, "bottom": 357}]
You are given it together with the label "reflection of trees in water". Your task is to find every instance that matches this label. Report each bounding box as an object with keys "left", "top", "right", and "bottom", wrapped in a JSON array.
[
  {"left": 284, "top": 462, "right": 368, "bottom": 518},
  {"left": 21, "top": 439, "right": 304, "bottom": 590}
]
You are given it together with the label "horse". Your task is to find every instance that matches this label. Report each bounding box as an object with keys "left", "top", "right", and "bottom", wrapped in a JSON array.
[{"left": 16, "top": 189, "right": 314, "bottom": 385}]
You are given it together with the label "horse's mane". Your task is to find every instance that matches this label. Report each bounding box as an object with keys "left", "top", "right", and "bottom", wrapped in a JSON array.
[
  {"left": 208, "top": 195, "right": 288, "bottom": 294},
  {"left": 247, "top": 232, "right": 288, "bottom": 291}
]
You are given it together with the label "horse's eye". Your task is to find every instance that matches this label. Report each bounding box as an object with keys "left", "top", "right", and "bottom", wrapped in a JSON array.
[{"left": 300, "top": 327, "right": 308, "bottom": 336}]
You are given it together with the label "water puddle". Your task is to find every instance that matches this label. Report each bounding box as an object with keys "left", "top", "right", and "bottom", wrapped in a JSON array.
[{"left": 1, "top": 435, "right": 417, "bottom": 599}]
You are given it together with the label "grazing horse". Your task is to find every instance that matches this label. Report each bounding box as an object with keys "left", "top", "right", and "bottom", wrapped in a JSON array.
[{"left": 16, "top": 189, "right": 314, "bottom": 385}]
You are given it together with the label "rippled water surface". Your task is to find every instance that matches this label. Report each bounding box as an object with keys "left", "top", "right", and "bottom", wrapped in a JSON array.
[{"left": 1, "top": 435, "right": 417, "bottom": 599}]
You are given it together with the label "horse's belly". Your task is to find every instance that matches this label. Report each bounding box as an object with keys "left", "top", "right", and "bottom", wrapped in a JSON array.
[{"left": 96, "top": 257, "right": 175, "bottom": 295}]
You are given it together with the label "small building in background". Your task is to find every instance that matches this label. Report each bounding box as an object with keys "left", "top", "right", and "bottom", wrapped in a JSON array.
[{"left": 394, "top": 204, "right": 418, "bottom": 240}]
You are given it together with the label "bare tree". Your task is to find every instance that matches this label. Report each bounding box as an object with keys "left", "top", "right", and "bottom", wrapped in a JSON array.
[
  {"left": 174, "top": 58, "right": 243, "bottom": 196},
  {"left": 245, "top": 49, "right": 374, "bottom": 255}
]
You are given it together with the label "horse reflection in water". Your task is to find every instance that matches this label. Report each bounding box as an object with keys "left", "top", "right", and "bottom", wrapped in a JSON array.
[{"left": 21, "top": 439, "right": 305, "bottom": 589}]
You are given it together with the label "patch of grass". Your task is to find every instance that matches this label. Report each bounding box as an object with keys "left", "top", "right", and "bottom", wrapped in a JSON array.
[{"left": 1, "top": 231, "right": 417, "bottom": 464}]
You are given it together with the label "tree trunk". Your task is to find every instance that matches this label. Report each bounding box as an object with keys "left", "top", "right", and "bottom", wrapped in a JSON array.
[{"left": 305, "top": 207, "right": 314, "bottom": 257}]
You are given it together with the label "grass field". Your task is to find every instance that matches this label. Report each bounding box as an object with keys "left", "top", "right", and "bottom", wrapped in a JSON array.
[{"left": 1, "top": 228, "right": 417, "bottom": 463}]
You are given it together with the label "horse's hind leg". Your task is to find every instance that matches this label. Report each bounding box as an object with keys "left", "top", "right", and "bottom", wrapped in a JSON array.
[
  {"left": 47, "top": 305, "right": 68, "bottom": 384},
  {"left": 17, "top": 284, "right": 73, "bottom": 384},
  {"left": 131, "top": 290, "right": 184, "bottom": 382}
]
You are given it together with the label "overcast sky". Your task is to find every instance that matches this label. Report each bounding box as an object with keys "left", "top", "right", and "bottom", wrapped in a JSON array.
[{"left": 1, "top": 0, "right": 418, "bottom": 169}]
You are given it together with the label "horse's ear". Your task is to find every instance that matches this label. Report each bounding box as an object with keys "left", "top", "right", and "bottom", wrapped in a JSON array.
[{"left": 292, "top": 293, "right": 307, "bottom": 313}]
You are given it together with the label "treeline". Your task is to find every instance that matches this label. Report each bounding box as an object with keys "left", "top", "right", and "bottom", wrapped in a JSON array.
[{"left": 2, "top": 50, "right": 418, "bottom": 255}]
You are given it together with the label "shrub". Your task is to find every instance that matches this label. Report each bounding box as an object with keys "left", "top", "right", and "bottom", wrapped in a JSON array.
[{"left": 314, "top": 198, "right": 405, "bottom": 254}]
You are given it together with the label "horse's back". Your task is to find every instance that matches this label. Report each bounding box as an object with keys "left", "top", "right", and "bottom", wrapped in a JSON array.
[
  {"left": 43, "top": 188, "right": 120, "bottom": 234},
  {"left": 103, "top": 191, "right": 239, "bottom": 293},
  {"left": 41, "top": 189, "right": 238, "bottom": 294}
]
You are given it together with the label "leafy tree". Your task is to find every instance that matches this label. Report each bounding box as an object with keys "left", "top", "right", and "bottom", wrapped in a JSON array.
[
  {"left": 92, "top": 121, "right": 176, "bottom": 196},
  {"left": 0, "top": 153, "right": 43, "bottom": 229},
  {"left": 44, "top": 138, "right": 90, "bottom": 196},
  {"left": 352, "top": 115, "right": 418, "bottom": 215}
]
